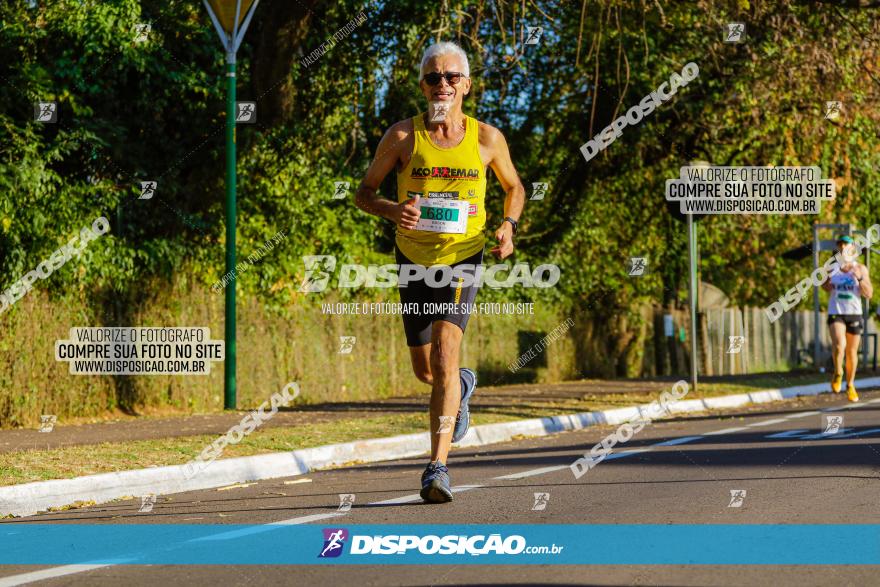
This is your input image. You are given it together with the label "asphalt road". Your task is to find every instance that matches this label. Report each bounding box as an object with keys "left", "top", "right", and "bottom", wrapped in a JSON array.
[{"left": 2, "top": 389, "right": 879, "bottom": 586}]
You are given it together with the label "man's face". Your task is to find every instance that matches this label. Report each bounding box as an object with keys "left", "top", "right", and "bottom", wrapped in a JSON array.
[
  {"left": 419, "top": 55, "right": 471, "bottom": 108},
  {"left": 839, "top": 242, "right": 857, "bottom": 262}
]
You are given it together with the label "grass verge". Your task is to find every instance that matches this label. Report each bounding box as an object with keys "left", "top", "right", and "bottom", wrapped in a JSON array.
[{"left": 0, "top": 376, "right": 830, "bottom": 487}]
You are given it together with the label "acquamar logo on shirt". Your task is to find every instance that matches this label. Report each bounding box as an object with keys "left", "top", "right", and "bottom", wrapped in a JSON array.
[
  {"left": 411, "top": 166, "right": 481, "bottom": 180},
  {"left": 833, "top": 274, "right": 858, "bottom": 293}
]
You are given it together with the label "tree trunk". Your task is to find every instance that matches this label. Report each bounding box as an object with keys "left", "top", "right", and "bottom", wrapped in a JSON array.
[{"left": 250, "top": 0, "right": 321, "bottom": 126}]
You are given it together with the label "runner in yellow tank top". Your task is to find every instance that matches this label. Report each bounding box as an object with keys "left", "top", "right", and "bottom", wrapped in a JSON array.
[
  {"left": 395, "top": 112, "right": 487, "bottom": 266},
  {"left": 355, "top": 41, "right": 526, "bottom": 503}
]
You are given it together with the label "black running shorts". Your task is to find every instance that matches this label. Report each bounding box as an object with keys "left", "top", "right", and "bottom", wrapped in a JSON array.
[
  {"left": 827, "top": 313, "right": 864, "bottom": 335},
  {"left": 395, "top": 246, "right": 483, "bottom": 347}
]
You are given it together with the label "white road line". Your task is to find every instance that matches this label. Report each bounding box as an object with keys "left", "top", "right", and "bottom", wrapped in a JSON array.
[
  {"left": 831, "top": 403, "right": 872, "bottom": 411},
  {"left": 652, "top": 435, "right": 703, "bottom": 446},
  {"left": 190, "top": 512, "right": 346, "bottom": 541},
  {"left": 493, "top": 465, "right": 568, "bottom": 480},
  {"left": 200, "top": 484, "right": 489, "bottom": 539},
  {"left": 746, "top": 418, "right": 789, "bottom": 427},
  {"left": 765, "top": 429, "right": 809, "bottom": 439},
  {"left": 369, "top": 493, "right": 424, "bottom": 505},
  {"left": 494, "top": 449, "right": 656, "bottom": 482},
  {"left": 448, "top": 484, "right": 485, "bottom": 493},
  {"left": 0, "top": 565, "right": 117, "bottom": 587},
  {"left": 703, "top": 426, "right": 748, "bottom": 436},
  {"left": 783, "top": 411, "right": 821, "bottom": 419},
  {"left": 369, "top": 484, "right": 484, "bottom": 505},
  {"left": 604, "top": 448, "right": 653, "bottom": 460}
]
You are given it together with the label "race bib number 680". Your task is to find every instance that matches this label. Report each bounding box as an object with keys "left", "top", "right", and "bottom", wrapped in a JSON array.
[{"left": 415, "top": 198, "right": 468, "bottom": 234}]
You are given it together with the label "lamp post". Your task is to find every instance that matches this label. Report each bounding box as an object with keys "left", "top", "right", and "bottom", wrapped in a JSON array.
[
  {"left": 202, "top": 0, "right": 260, "bottom": 410},
  {"left": 686, "top": 160, "right": 709, "bottom": 393}
]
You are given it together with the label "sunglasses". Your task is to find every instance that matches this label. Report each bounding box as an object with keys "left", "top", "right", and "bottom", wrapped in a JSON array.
[{"left": 422, "top": 71, "right": 466, "bottom": 86}]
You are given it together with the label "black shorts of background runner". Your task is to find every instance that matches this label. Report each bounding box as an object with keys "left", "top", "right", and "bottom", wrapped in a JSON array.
[
  {"left": 827, "top": 314, "right": 864, "bottom": 335},
  {"left": 395, "top": 246, "right": 483, "bottom": 347}
]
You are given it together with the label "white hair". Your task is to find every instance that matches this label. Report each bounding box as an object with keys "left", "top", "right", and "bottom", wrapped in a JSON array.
[{"left": 419, "top": 42, "right": 470, "bottom": 77}]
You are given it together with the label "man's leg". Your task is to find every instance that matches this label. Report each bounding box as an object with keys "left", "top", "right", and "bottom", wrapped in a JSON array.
[
  {"left": 409, "top": 344, "right": 433, "bottom": 385},
  {"left": 844, "top": 329, "right": 861, "bottom": 401},
  {"left": 844, "top": 332, "right": 860, "bottom": 385},
  {"left": 829, "top": 321, "right": 846, "bottom": 391},
  {"left": 429, "top": 320, "right": 463, "bottom": 464}
]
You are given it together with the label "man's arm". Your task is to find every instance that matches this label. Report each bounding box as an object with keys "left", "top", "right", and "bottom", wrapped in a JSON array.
[
  {"left": 354, "top": 123, "right": 420, "bottom": 229},
  {"left": 857, "top": 264, "right": 873, "bottom": 298},
  {"left": 482, "top": 125, "right": 525, "bottom": 259}
]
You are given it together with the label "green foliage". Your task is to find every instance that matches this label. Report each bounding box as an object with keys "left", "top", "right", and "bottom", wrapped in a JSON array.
[{"left": 2, "top": 0, "right": 879, "bottom": 348}]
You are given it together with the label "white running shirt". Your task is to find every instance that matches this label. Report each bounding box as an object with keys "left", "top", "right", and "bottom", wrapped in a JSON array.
[{"left": 828, "top": 265, "right": 863, "bottom": 315}]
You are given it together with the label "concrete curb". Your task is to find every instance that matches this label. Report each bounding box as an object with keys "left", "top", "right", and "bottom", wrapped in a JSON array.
[{"left": 3, "top": 376, "right": 875, "bottom": 517}]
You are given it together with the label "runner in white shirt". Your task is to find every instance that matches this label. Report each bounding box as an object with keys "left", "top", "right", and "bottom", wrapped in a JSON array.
[{"left": 822, "top": 235, "right": 873, "bottom": 401}]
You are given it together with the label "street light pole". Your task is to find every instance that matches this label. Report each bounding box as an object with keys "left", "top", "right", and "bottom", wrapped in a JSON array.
[
  {"left": 203, "top": 0, "right": 260, "bottom": 410},
  {"left": 685, "top": 160, "right": 708, "bottom": 394},
  {"left": 688, "top": 211, "right": 698, "bottom": 393},
  {"left": 224, "top": 50, "right": 237, "bottom": 410}
]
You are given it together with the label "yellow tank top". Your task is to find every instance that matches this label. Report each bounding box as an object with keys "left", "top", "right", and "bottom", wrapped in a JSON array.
[{"left": 396, "top": 113, "right": 487, "bottom": 266}]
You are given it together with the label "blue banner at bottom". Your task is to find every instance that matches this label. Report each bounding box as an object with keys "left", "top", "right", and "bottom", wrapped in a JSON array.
[{"left": 0, "top": 524, "right": 877, "bottom": 565}]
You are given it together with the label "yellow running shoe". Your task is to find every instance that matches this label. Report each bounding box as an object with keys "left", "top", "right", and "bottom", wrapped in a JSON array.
[
  {"left": 831, "top": 373, "right": 843, "bottom": 394},
  {"left": 847, "top": 385, "right": 859, "bottom": 402}
]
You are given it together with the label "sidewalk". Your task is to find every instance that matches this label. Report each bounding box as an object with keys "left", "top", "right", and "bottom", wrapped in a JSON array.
[{"left": 1, "top": 371, "right": 821, "bottom": 454}]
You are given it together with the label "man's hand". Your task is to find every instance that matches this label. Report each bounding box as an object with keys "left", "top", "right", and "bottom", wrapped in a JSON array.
[
  {"left": 491, "top": 222, "right": 514, "bottom": 259},
  {"left": 395, "top": 195, "right": 421, "bottom": 230}
]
